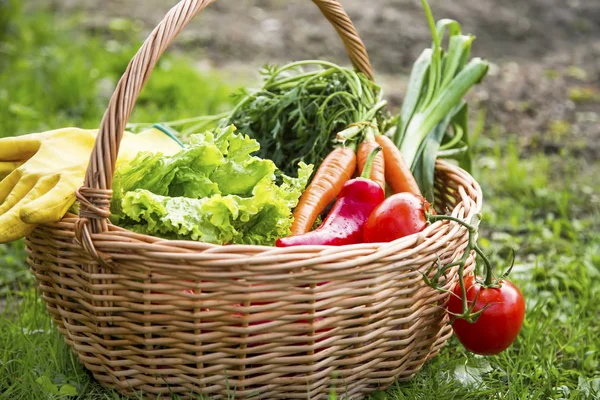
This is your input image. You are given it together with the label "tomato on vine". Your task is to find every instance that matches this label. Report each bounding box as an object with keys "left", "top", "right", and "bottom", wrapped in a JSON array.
[
  {"left": 447, "top": 275, "right": 525, "bottom": 355},
  {"left": 424, "top": 212, "right": 525, "bottom": 356}
]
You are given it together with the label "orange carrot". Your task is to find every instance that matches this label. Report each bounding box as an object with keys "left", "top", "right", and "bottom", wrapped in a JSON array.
[
  {"left": 357, "top": 139, "right": 386, "bottom": 190},
  {"left": 291, "top": 147, "right": 357, "bottom": 235},
  {"left": 375, "top": 135, "right": 422, "bottom": 196}
]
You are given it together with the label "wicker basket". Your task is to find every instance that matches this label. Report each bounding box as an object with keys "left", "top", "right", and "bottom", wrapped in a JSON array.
[{"left": 26, "top": 0, "right": 482, "bottom": 398}]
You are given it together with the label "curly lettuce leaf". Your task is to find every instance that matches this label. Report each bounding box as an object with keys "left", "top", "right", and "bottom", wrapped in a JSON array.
[
  {"left": 118, "top": 163, "right": 312, "bottom": 245},
  {"left": 208, "top": 125, "right": 276, "bottom": 195},
  {"left": 111, "top": 129, "right": 227, "bottom": 217},
  {"left": 111, "top": 125, "right": 312, "bottom": 245}
]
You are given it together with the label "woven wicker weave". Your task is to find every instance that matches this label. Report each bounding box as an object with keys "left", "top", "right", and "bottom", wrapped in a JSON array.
[{"left": 26, "top": 0, "right": 482, "bottom": 398}]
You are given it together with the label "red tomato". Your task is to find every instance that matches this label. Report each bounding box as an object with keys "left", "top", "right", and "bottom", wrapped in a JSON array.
[
  {"left": 447, "top": 275, "right": 525, "bottom": 355},
  {"left": 363, "top": 193, "right": 433, "bottom": 243}
]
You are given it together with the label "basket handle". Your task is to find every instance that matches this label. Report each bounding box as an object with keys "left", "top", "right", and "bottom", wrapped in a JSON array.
[{"left": 75, "top": 0, "right": 373, "bottom": 248}]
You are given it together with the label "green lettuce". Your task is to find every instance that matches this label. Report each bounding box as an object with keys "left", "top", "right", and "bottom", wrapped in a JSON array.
[{"left": 111, "top": 125, "right": 312, "bottom": 245}]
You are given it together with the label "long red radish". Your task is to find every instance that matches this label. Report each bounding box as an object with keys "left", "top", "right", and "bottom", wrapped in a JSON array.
[
  {"left": 375, "top": 135, "right": 422, "bottom": 196},
  {"left": 290, "top": 147, "right": 357, "bottom": 235},
  {"left": 357, "top": 140, "right": 386, "bottom": 190}
]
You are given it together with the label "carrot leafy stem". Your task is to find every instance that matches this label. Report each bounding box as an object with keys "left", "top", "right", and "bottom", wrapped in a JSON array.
[{"left": 221, "top": 60, "right": 390, "bottom": 176}]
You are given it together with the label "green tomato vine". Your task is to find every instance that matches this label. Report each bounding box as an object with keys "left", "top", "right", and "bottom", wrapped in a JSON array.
[{"left": 423, "top": 211, "right": 515, "bottom": 323}]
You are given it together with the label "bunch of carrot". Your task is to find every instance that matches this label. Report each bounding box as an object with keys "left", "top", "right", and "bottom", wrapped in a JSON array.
[{"left": 290, "top": 132, "right": 422, "bottom": 236}]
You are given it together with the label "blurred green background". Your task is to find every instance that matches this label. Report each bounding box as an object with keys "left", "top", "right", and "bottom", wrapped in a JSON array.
[{"left": 0, "top": 0, "right": 599, "bottom": 399}]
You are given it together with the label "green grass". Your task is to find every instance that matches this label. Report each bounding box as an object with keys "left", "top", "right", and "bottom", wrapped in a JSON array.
[{"left": 1, "top": 1, "right": 600, "bottom": 399}]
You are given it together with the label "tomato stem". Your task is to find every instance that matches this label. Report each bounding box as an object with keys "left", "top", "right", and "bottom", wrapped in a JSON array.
[{"left": 424, "top": 210, "right": 511, "bottom": 320}]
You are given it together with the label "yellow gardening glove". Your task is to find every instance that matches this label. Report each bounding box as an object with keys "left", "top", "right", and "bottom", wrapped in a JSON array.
[
  {"left": 0, "top": 160, "right": 23, "bottom": 181},
  {"left": 0, "top": 126, "right": 183, "bottom": 243}
]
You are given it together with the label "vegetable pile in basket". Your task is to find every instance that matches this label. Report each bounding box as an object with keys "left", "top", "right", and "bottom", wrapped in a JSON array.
[{"left": 123, "top": 0, "right": 489, "bottom": 247}]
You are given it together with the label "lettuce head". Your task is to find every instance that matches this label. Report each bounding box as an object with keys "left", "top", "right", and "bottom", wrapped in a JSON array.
[{"left": 111, "top": 125, "right": 312, "bottom": 245}]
